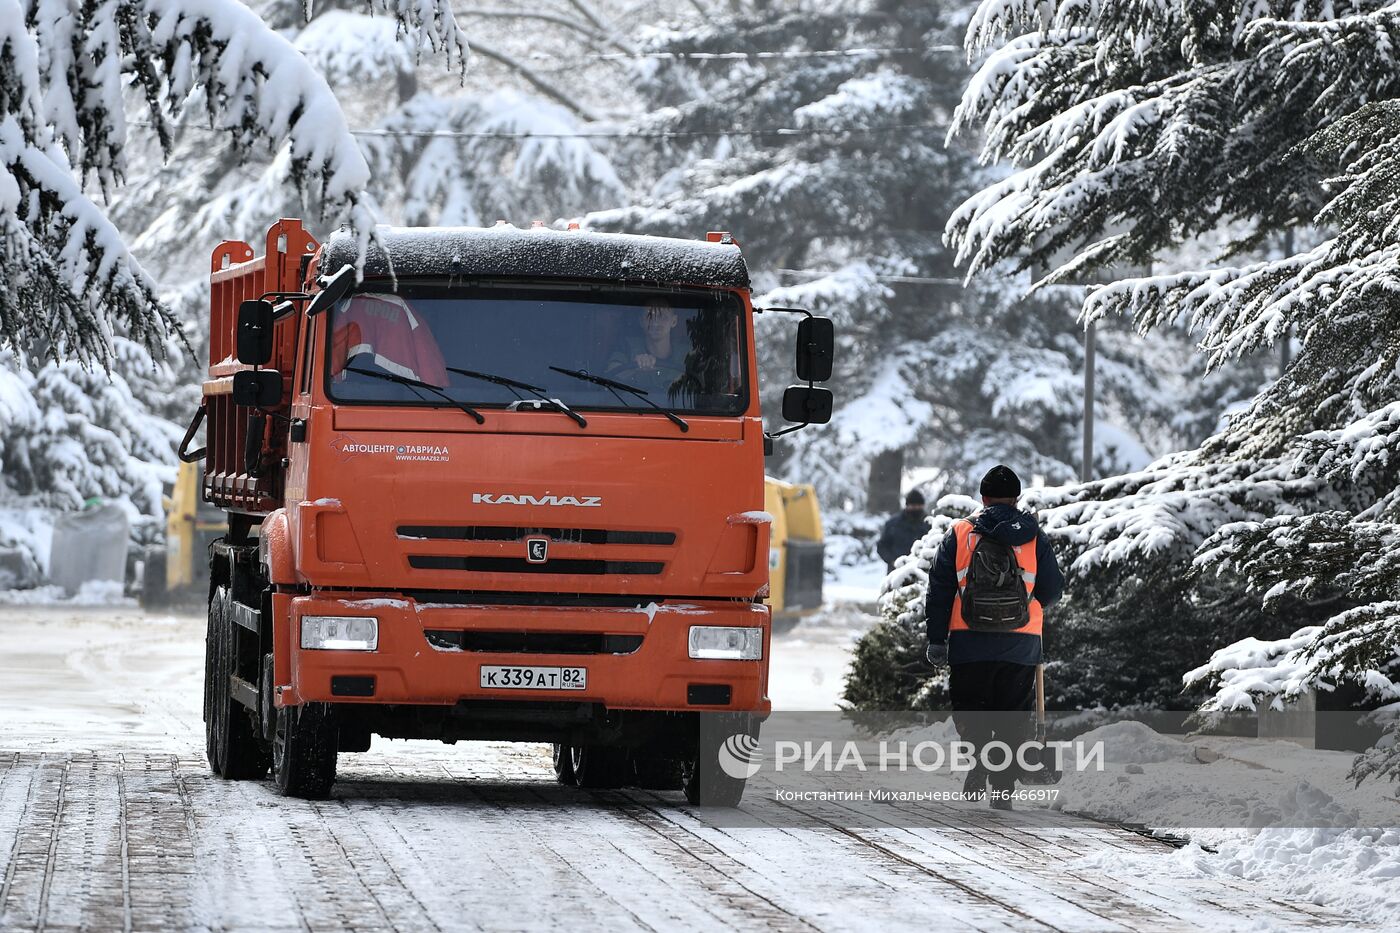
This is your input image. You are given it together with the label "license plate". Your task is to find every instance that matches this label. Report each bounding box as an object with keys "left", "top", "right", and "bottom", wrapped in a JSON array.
[{"left": 480, "top": 665, "right": 587, "bottom": 691}]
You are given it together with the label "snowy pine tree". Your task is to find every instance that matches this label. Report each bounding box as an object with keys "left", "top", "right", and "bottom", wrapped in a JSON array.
[
  {"left": 1, "top": 0, "right": 467, "bottom": 359},
  {"left": 587, "top": 0, "right": 1220, "bottom": 533},
  {"left": 0, "top": 0, "right": 468, "bottom": 577},
  {"left": 851, "top": 0, "right": 1400, "bottom": 764},
  {"left": 111, "top": 1, "right": 630, "bottom": 285}
]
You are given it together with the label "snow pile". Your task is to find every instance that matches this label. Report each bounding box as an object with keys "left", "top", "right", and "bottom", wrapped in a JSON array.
[
  {"left": 1045, "top": 721, "right": 1397, "bottom": 835},
  {"left": 1057, "top": 825, "right": 1400, "bottom": 927},
  {"left": 1188, "top": 827, "right": 1400, "bottom": 923},
  {"left": 1043, "top": 727, "right": 1400, "bottom": 923},
  {"left": 0, "top": 579, "right": 131, "bottom": 606},
  {"left": 1075, "top": 720, "right": 1198, "bottom": 765}
]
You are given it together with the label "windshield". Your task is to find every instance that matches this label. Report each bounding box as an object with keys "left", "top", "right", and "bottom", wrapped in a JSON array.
[{"left": 325, "top": 283, "right": 748, "bottom": 417}]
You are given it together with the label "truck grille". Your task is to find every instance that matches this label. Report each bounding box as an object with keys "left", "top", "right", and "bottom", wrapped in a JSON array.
[
  {"left": 398, "top": 525, "right": 676, "bottom": 546},
  {"left": 424, "top": 630, "right": 644, "bottom": 654},
  {"left": 408, "top": 556, "right": 665, "bottom": 575}
]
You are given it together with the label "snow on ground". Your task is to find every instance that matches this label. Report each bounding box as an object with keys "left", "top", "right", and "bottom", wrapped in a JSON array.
[
  {"left": 822, "top": 533, "right": 885, "bottom": 606},
  {"left": 1045, "top": 722, "right": 1400, "bottom": 926},
  {"left": 1049, "top": 721, "right": 1396, "bottom": 828},
  {"left": 855, "top": 695, "right": 1400, "bottom": 927},
  {"left": 0, "top": 603, "right": 1378, "bottom": 930},
  {"left": 769, "top": 602, "right": 875, "bottom": 710}
]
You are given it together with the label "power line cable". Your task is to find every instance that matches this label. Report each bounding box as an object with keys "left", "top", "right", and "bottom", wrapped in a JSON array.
[
  {"left": 775, "top": 268, "right": 963, "bottom": 286},
  {"left": 572, "top": 46, "right": 961, "bottom": 60},
  {"left": 130, "top": 119, "right": 948, "bottom": 141}
]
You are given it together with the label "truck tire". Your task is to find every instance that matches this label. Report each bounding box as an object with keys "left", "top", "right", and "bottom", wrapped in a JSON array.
[
  {"left": 552, "top": 743, "right": 577, "bottom": 786},
  {"left": 681, "top": 714, "right": 757, "bottom": 807},
  {"left": 681, "top": 760, "right": 747, "bottom": 807},
  {"left": 570, "top": 745, "right": 630, "bottom": 789},
  {"left": 271, "top": 703, "right": 338, "bottom": 799},
  {"left": 204, "top": 586, "right": 271, "bottom": 780}
]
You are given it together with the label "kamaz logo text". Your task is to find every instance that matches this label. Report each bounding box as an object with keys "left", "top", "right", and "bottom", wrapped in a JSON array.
[{"left": 472, "top": 493, "right": 603, "bottom": 508}]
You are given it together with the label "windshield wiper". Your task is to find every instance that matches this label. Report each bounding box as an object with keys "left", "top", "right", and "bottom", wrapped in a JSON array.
[
  {"left": 446, "top": 366, "right": 587, "bottom": 429},
  {"left": 344, "top": 366, "right": 485, "bottom": 424},
  {"left": 548, "top": 366, "right": 689, "bottom": 433}
]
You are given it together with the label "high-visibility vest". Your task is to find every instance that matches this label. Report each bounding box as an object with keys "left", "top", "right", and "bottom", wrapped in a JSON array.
[
  {"left": 949, "top": 517, "right": 1043, "bottom": 636},
  {"left": 331, "top": 294, "right": 448, "bottom": 387}
]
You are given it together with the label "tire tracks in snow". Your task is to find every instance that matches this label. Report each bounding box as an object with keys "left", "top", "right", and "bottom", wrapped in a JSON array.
[
  {"left": 765, "top": 793, "right": 1064, "bottom": 931},
  {"left": 0, "top": 752, "right": 40, "bottom": 926},
  {"left": 0, "top": 747, "right": 1363, "bottom": 932}
]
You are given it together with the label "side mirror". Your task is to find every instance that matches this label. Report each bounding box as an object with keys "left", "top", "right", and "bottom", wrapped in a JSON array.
[
  {"left": 237, "top": 300, "right": 275, "bottom": 365},
  {"left": 782, "top": 385, "right": 833, "bottom": 425},
  {"left": 306, "top": 263, "right": 357, "bottom": 317},
  {"left": 232, "top": 370, "right": 284, "bottom": 408},
  {"left": 795, "top": 316, "right": 834, "bottom": 382}
]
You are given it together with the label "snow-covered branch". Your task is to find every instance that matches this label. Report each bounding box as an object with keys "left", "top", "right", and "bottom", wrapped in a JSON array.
[
  {"left": 1, "top": 0, "right": 468, "bottom": 359},
  {"left": 467, "top": 40, "right": 600, "bottom": 121}
]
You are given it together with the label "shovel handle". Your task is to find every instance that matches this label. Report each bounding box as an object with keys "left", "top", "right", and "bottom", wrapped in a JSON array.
[{"left": 1035, "top": 663, "right": 1047, "bottom": 740}]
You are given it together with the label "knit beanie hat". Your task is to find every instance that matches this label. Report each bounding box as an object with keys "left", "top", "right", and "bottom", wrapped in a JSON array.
[{"left": 979, "top": 465, "right": 1021, "bottom": 499}]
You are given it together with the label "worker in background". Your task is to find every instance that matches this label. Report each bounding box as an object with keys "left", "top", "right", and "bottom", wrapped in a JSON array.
[
  {"left": 877, "top": 489, "right": 929, "bottom": 573},
  {"left": 923, "top": 465, "right": 1064, "bottom": 810}
]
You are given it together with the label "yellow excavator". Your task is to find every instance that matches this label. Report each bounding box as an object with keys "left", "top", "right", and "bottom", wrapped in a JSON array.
[
  {"left": 139, "top": 460, "right": 225, "bottom": 608},
  {"left": 763, "top": 477, "right": 825, "bottom": 632}
]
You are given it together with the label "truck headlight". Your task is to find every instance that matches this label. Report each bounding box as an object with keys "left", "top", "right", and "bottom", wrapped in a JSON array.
[
  {"left": 301, "top": 616, "right": 379, "bottom": 651},
  {"left": 688, "top": 626, "right": 763, "bottom": 660}
]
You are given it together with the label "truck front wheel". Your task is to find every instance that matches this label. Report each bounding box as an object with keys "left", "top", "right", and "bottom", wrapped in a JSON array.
[
  {"left": 204, "top": 586, "right": 270, "bottom": 780},
  {"left": 271, "top": 703, "right": 338, "bottom": 799},
  {"left": 552, "top": 743, "right": 577, "bottom": 786},
  {"left": 681, "top": 714, "right": 757, "bottom": 807},
  {"left": 681, "top": 759, "right": 747, "bottom": 807}
]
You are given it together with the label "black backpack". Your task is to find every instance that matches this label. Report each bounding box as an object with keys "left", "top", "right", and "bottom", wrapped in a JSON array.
[{"left": 961, "top": 531, "right": 1032, "bottom": 631}]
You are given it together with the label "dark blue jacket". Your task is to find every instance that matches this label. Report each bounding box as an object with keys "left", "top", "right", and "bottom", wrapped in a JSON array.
[
  {"left": 924, "top": 504, "right": 1064, "bottom": 666},
  {"left": 877, "top": 509, "right": 930, "bottom": 570}
]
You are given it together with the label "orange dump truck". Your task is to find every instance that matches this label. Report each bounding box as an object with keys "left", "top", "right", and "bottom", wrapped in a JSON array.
[{"left": 180, "top": 219, "right": 834, "bottom": 802}]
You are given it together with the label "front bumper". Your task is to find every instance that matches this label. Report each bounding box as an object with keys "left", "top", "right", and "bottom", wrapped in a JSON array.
[{"left": 282, "top": 594, "right": 771, "bottom": 713}]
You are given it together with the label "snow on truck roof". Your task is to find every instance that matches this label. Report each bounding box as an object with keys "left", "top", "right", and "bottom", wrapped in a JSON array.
[{"left": 321, "top": 225, "right": 750, "bottom": 289}]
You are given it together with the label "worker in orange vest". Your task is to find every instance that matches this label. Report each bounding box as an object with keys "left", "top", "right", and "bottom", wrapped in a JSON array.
[
  {"left": 330, "top": 293, "right": 449, "bottom": 387},
  {"left": 924, "top": 465, "right": 1063, "bottom": 809}
]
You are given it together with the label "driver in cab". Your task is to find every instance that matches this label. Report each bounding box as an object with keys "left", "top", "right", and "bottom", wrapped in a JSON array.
[{"left": 606, "top": 299, "right": 686, "bottom": 390}]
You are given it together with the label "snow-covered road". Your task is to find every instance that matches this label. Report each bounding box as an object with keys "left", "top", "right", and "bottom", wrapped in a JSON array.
[{"left": 0, "top": 607, "right": 1355, "bottom": 931}]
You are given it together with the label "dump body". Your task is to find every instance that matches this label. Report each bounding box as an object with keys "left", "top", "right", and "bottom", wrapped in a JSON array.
[
  {"left": 200, "top": 222, "right": 774, "bottom": 789},
  {"left": 205, "top": 220, "right": 319, "bottom": 513}
]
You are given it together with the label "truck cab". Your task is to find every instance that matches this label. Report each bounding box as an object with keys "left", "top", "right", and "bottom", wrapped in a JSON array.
[{"left": 190, "top": 220, "right": 833, "bottom": 803}]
